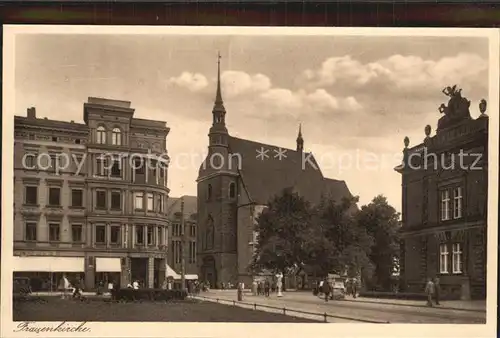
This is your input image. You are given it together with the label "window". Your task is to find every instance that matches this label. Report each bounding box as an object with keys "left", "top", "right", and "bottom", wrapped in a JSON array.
[
  {"left": 453, "top": 187, "right": 463, "bottom": 219},
  {"left": 96, "top": 126, "right": 106, "bottom": 144},
  {"left": 205, "top": 217, "right": 214, "bottom": 250},
  {"left": 189, "top": 241, "right": 196, "bottom": 263},
  {"left": 111, "top": 225, "right": 121, "bottom": 244},
  {"left": 173, "top": 240, "right": 182, "bottom": 263},
  {"left": 71, "top": 189, "right": 83, "bottom": 207},
  {"left": 207, "top": 184, "right": 212, "bottom": 201},
  {"left": 50, "top": 155, "right": 58, "bottom": 170},
  {"left": 25, "top": 222, "right": 37, "bottom": 241},
  {"left": 439, "top": 244, "right": 449, "bottom": 274},
  {"left": 147, "top": 226, "right": 154, "bottom": 245},
  {"left": 158, "top": 227, "right": 163, "bottom": 245},
  {"left": 25, "top": 186, "right": 38, "bottom": 205},
  {"left": 95, "top": 225, "right": 106, "bottom": 244},
  {"left": 134, "top": 192, "right": 144, "bottom": 210},
  {"left": 96, "top": 190, "right": 107, "bottom": 209},
  {"left": 452, "top": 243, "right": 463, "bottom": 274},
  {"left": 24, "top": 153, "right": 37, "bottom": 169},
  {"left": 48, "top": 187, "right": 61, "bottom": 206},
  {"left": 134, "top": 158, "right": 145, "bottom": 175},
  {"left": 229, "top": 182, "right": 236, "bottom": 198},
  {"left": 112, "top": 127, "right": 122, "bottom": 146},
  {"left": 440, "top": 189, "right": 450, "bottom": 221},
  {"left": 52, "top": 136, "right": 58, "bottom": 142},
  {"left": 72, "top": 224, "right": 83, "bottom": 243},
  {"left": 111, "top": 191, "right": 121, "bottom": 210},
  {"left": 96, "top": 157, "right": 106, "bottom": 176},
  {"left": 190, "top": 225, "right": 196, "bottom": 237},
  {"left": 75, "top": 139, "right": 81, "bottom": 144},
  {"left": 157, "top": 195, "right": 163, "bottom": 213},
  {"left": 111, "top": 159, "right": 121, "bottom": 177},
  {"left": 136, "top": 225, "right": 144, "bottom": 245},
  {"left": 147, "top": 193, "right": 154, "bottom": 211},
  {"left": 173, "top": 223, "right": 181, "bottom": 237},
  {"left": 49, "top": 223, "right": 60, "bottom": 242}
]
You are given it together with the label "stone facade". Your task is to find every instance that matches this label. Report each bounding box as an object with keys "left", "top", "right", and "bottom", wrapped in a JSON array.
[
  {"left": 396, "top": 89, "right": 488, "bottom": 300},
  {"left": 13, "top": 98, "right": 170, "bottom": 290}
]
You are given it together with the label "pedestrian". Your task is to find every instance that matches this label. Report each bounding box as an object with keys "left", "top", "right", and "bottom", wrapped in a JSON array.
[
  {"left": 237, "top": 282, "right": 243, "bottom": 301},
  {"left": 322, "top": 279, "right": 331, "bottom": 302},
  {"left": 264, "top": 279, "right": 270, "bottom": 297},
  {"left": 433, "top": 277, "right": 441, "bottom": 305},
  {"left": 257, "top": 281, "right": 262, "bottom": 296},
  {"left": 352, "top": 278, "right": 358, "bottom": 298},
  {"left": 424, "top": 277, "right": 435, "bottom": 307},
  {"left": 133, "top": 280, "right": 139, "bottom": 290},
  {"left": 252, "top": 279, "right": 258, "bottom": 296}
]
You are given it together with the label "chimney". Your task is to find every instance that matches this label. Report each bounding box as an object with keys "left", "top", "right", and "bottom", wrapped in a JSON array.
[{"left": 27, "top": 107, "right": 36, "bottom": 119}]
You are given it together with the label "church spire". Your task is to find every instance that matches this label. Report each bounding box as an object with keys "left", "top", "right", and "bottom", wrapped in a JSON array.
[
  {"left": 296, "top": 123, "right": 304, "bottom": 152},
  {"left": 215, "top": 51, "right": 223, "bottom": 105}
]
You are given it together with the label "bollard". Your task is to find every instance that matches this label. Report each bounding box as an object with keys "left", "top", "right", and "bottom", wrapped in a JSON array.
[
  {"left": 323, "top": 313, "right": 328, "bottom": 323},
  {"left": 254, "top": 303, "right": 257, "bottom": 310},
  {"left": 216, "top": 298, "right": 219, "bottom": 303},
  {"left": 233, "top": 300, "right": 236, "bottom": 306},
  {"left": 283, "top": 307, "right": 286, "bottom": 315}
]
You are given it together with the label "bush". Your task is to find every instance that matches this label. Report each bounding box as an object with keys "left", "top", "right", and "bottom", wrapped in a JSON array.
[
  {"left": 358, "top": 291, "right": 428, "bottom": 300},
  {"left": 114, "top": 288, "right": 188, "bottom": 302}
]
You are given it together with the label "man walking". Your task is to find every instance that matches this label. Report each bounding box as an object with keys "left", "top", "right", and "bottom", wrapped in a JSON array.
[
  {"left": 323, "top": 279, "right": 331, "bottom": 302},
  {"left": 264, "top": 279, "right": 270, "bottom": 297},
  {"left": 424, "top": 277, "right": 435, "bottom": 307},
  {"left": 433, "top": 277, "right": 441, "bottom": 305}
]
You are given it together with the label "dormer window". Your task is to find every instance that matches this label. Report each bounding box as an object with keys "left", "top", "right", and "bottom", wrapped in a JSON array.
[
  {"left": 112, "top": 127, "right": 122, "bottom": 146},
  {"left": 96, "top": 126, "right": 106, "bottom": 144}
]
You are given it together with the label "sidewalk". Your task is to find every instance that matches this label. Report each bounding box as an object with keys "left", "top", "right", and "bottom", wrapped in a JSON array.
[
  {"left": 282, "top": 290, "right": 486, "bottom": 312},
  {"left": 346, "top": 296, "right": 486, "bottom": 312}
]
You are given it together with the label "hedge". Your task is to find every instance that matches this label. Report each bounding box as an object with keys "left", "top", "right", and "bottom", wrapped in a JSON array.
[
  {"left": 358, "top": 291, "right": 428, "bottom": 300},
  {"left": 114, "top": 289, "right": 188, "bottom": 302}
]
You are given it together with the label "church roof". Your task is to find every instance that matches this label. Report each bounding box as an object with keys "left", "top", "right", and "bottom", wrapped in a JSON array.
[
  {"left": 228, "top": 136, "right": 351, "bottom": 206},
  {"left": 166, "top": 195, "right": 197, "bottom": 221}
]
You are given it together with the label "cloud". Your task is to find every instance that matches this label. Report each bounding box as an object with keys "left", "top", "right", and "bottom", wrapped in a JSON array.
[
  {"left": 167, "top": 72, "right": 208, "bottom": 92},
  {"left": 221, "top": 71, "right": 271, "bottom": 97},
  {"left": 301, "top": 53, "right": 488, "bottom": 96}
]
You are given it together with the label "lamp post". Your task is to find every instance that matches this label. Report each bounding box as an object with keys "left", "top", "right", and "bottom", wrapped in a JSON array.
[{"left": 180, "top": 197, "right": 186, "bottom": 292}]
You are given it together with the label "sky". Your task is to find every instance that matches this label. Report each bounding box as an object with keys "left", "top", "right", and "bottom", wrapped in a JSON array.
[{"left": 14, "top": 33, "right": 490, "bottom": 212}]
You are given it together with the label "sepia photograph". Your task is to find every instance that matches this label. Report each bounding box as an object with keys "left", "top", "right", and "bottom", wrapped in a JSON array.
[{"left": 1, "top": 25, "right": 498, "bottom": 337}]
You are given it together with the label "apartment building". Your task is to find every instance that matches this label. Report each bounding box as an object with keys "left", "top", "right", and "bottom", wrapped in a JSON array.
[{"left": 13, "top": 97, "right": 171, "bottom": 290}]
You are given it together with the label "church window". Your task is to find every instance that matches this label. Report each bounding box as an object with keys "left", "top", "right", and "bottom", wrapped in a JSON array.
[
  {"left": 440, "top": 189, "right": 450, "bottom": 221},
  {"left": 207, "top": 184, "right": 212, "bottom": 201},
  {"left": 229, "top": 182, "right": 236, "bottom": 198},
  {"left": 205, "top": 216, "right": 214, "bottom": 250}
]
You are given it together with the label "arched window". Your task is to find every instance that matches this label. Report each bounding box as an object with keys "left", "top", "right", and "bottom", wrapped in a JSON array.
[
  {"left": 112, "top": 127, "right": 122, "bottom": 146},
  {"left": 229, "top": 182, "right": 236, "bottom": 198},
  {"left": 205, "top": 216, "right": 214, "bottom": 250},
  {"left": 96, "top": 126, "right": 106, "bottom": 144},
  {"left": 207, "top": 184, "right": 212, "bottom": 201}
]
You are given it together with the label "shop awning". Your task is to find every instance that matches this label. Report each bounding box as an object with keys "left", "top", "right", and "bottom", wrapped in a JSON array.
[
  {"left": 166, "top": 264, "right": 181, "bottom": 279},
  {"left": 95, "top": 258, "right": 122, "bottom": 272},
  {"left": 13, "top": 256, "right": 85, "bottom": 272},
  {"left": 185, "top": 274, "right": 199, "bottom": 280}
]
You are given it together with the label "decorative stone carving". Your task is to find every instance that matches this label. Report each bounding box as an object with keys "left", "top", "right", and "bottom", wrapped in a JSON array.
[{"left": 437, "top": 86, "right": 472, "bottom": 132}]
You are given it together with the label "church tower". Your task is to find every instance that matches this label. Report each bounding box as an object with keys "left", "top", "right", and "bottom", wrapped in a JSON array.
[
  {"left": 197, "top": 53, "right": 239, "bottom": 288},
  {"left": 296, "top": 123, "right": 304, "bottom": 152}
]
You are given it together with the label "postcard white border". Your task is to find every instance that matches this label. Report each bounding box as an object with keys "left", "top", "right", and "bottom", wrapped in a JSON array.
[{"left": 2, "top": 25, "right": 498, "bottom": 338}]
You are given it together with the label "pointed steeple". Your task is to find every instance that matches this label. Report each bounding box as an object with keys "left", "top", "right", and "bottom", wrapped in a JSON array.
[
  {"left": 296, "top": 123, "right": 304, "bottom": 152},
  {"left": 209, "top": 51, "right": 228, "bottom": 149},
  {"left": 213, "top": 51, "right": 225, "bottom": 112}
]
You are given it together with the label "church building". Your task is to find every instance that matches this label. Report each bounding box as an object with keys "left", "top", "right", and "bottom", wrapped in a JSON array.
[
  {"left": 196, "top": 57, "right": 352, "bottom": 287},
  {"left": 396, "top": 87, "right": 488, "bottom": 300}
]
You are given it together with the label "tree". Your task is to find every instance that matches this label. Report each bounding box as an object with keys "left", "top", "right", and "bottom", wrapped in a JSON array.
[
  {"left": 304, "top": 196, "right": 374, "bottom": 281},
  {"left": 251, "top": 188, "right": 312, "bottom": 274},
  {"left": 356, "top": 195, "right": 401, "bottom": 291}
]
